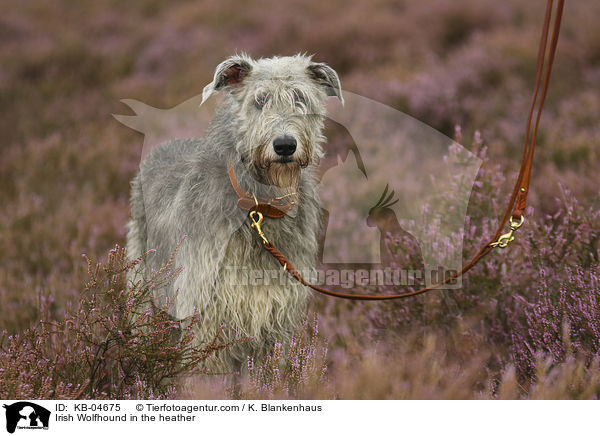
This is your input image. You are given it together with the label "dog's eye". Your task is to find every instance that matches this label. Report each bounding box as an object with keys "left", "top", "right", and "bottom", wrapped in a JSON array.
[
  {"left": 294, "top": 93, "right": 307, "bottom": 108},
  {"left": 254, "top": 94, "right": 268, "bottom": 110}
]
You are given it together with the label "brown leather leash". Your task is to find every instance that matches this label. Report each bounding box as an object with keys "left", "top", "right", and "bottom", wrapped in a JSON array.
[{"left": 237, "top": 0, "right": 565, "bottom": 301}]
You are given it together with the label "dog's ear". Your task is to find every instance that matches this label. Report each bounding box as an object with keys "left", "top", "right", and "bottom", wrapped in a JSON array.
[
  {"left": 308, "top": 62, "right": 343, "bottom": 104},
  {"left": 201, "top": 55, "right": 253, "bottom": 105}
]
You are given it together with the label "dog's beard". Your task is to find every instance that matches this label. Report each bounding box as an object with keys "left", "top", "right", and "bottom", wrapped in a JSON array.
[
  {"left": 265, "top": 161, "right": 301, "bottom": 189},
  {"left": 251, "top": 142, "right": 311, "bottom": 189}
]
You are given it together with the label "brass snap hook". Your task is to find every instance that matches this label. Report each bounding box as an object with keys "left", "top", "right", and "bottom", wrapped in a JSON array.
[
  {"left": 249, "top": 210, "right": 270, "bottom": 246},
  {"left": 490, "top": 215, "right": 525, "bottom": 248}
]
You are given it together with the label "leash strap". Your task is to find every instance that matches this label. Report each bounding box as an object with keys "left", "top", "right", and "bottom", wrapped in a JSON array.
[{"left": 249, "top": 0, "right": 565, "bottom": 301}]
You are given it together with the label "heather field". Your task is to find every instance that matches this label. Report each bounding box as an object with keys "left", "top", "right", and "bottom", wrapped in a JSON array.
[{"left": 1, "top": 0, "right": 600, "bottom": 399}]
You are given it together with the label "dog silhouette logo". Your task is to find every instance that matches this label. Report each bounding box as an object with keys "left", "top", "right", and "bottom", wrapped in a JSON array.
[{"left": 3, "top": 402, "right": 50, "bottom": 434}]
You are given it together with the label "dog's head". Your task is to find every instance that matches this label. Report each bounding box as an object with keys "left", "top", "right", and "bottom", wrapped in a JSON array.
[{"left": 202, "top": 53, "right": 343, "bottom": 188}]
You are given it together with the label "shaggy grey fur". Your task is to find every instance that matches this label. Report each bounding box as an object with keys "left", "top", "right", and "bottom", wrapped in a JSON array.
[{"left": 126, "top": 54, "right": 342, "bottom": 372}]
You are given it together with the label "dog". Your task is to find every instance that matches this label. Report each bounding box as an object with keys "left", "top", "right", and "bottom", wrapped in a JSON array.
[{"left": 126, "top": 53, "right": 342, "bottom": 372}]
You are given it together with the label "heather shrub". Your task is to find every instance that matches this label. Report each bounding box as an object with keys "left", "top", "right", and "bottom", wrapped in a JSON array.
[
  {"left": 2, "top": 0, "right": 599, "bottom": 400},
  {"left": 242, "top": 315, "right": 329, "bottom": 399},
  {"left": 0, "top": 246, "right": 244, "bottom": 399},
  {"left": 511, "top": 264, "right": 600, "bottom": 382},
  {"left": 331, "top": 125, "right": 600, "bottom": 392}
]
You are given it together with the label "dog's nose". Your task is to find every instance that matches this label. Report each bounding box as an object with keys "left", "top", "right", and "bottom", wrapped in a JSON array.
[{"left": 273, "top": 136, "right": 297, "bottom": 156}]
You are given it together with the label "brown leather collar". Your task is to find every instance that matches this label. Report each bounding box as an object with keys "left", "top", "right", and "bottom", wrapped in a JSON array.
[{"left": 227, "top": 160, "right": 297, "bottom": 218}]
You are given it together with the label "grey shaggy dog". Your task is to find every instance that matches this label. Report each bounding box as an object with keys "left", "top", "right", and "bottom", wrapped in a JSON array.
[{"left": 126, "top": 53, "right": 343, "bottom": 372}]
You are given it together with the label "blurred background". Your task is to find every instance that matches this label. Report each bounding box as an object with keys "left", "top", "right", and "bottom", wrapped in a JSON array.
[{"left": 1, "top": 0, "right": 599, "bottom": 399}]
